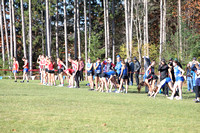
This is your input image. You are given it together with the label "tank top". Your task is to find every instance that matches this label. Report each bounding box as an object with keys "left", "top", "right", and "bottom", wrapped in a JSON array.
[
  {"left": 45, "top": 60, "right": 48, "bottom": 68},
  {"left": 95, "top": 62, "right": 101, "bottom": 73},
  {"left": 123, "top": 66, "right": 128, "bottom": 76},
  {"left": 72, "top": 61, "right": 78, "bottom": 71},
  {"left": 48, "top": 62, "right": 54, "bottom": 70},
  {"left": 13, "top": 61, "right": 18, "bottom": 70},
  {"left": 149, "top": 66, "right": 154, "bottom": 74},
  {"left": 40, "top": 59, "right": 45, "bottom": 69},
  {"left": 57, "top": 61, "right": 63, "bottom": 69},
  {"left": 24, "top": 61, "right": 29, "bottom": 69},
  {"left": 174, "top": 66, "right": 181, "bottom": 78},
  {"left": 87, "top": 63, "right": 93, "bottom": 72}
]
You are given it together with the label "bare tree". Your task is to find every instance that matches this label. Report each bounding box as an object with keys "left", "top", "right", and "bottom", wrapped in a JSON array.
[
  {"left": 20, "top": 0, "right": 27, "bottom": 58},
  {"left": 178, "top": 0, "right": 182, "bottom": 61},
  {"left": 64, "top": 0, "right": 68, "bottom": 67},
  {"left": 129, "top": 0, "right": 134, "bottom": 57},
  {"left": 88, "top": 0, "right": 91, "bottom": 55},
  {"left": 106, "top": 0, "right": 110, "bottom": 57},
  {"left": 41, "top": 1, "right": 44, "bottom": 54},
  {"left": 12, "top": 0, "right": 17, "bottom": 57},
  {"left": 74, "top": 0, "right": 78, "bottom": 58},
  {"left": 2, "top": 0, "right": 11, "bottom": 67},
  {"left": 46, "top": 0, "right": 50, "bottom": 56},
  {"left": 0, "top": 3, "right": 5, "bottom": 67},
  {"left": 9, "top": 0, "right": 13, "bottom": 59},
  {"left": 29, "top": 0, "right": 32, "bottom": 75},
  {"left": 112, "top": 0, "right": 115, "bottom": 63},
  {"left": 159, "top": 0, "right": 163, "bottom": 61},
  {"left": 103, "top": 0, "right": 107, "bottom": 57},
  {"left": 56, "top": 0, "right": 59, "bottom": 58},
  {"left": 84, "top": 0, "right": 87, "bottom": 80},
  {"left": 143, "top": 0, "right": 148, "bottom": 57},
  {"left": 125, "top": 0, "right": 129, "bottom": 57}
]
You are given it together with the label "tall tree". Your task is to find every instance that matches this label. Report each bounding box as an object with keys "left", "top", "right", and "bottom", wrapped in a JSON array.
[
  {"left": 74, "top": 0, "right": 78, "bottom": 58},
  {"left": 106, "top": 0, "right": 110, "bottom": 57},
  {"left": 178, "top": 0, "right": 182, "bottom": 61},
  {"left": 46, "top": 0, "right": 50, "bottom": 56},
  {"left": 103, "top": 0, "right": 107, "bottom": 57},
  {"left": 41, "top": 1, "right": 44, "bottom": 54},
  {"left": 64, "top": 0, "right": 68, "bottom": 67},
  {"left": 159, "top": 0, "right": 163, "bottom": 61},
  {"left": 143, "top": 0, "right": 148, "bottom": 57},
  {"left": 129, "top": 0, "right": 133, "bottom": 57},
  {"left": 55, "top": 0, "right": 59, "bottom": 58},
  {"left": 9, "top": 0, "right": 13, "bottom": 59},
  {"left": 2, "top": 0, "right": 11, "bottom": 67},
  {"left": 0, "top": 3, "right": 5, "bottom": 67},
  {"left": 84, "top": 0, "right": 87, "bottom": 80},
  {"left": 29, "top": 0, "right": 32, "bottom": 75},
  {"left": 125, "top": 0, "right": 129, "bottom": 57},
  {"left": 88, "top": 0, "right": 91, "bottom": 55},
  {"left": 112, "top": 0, "right": 115, "bottom": 63},
  {"left": 20, "top": 0, "right": 27, "bottom": 58},
  {"left": 77, "top": 0, "right": 81, "bottom": 59},
  {"left": 12, "top": 0, "right": 17, "bottom": 57}
]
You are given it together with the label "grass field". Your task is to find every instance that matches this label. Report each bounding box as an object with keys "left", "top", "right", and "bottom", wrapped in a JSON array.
[{"left": 0, "top": 79, "right": 199, "bottom": 133}]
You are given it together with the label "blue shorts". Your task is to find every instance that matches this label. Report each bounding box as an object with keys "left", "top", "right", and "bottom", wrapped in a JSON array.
[
  {"left": 23, "top": 68, "right": 29, "bottom": 73},
  {"left": 175, "top": 77, "right": 184, "bottom": 82},
  {"left": 196, "top": 78, "right": 200, "bottom": 86},
  {"left": 13, "top": 70, "right": 18, "bottom": 73},
  {"left": 161, "top": 77, "right": 171, "bottom": 88}
]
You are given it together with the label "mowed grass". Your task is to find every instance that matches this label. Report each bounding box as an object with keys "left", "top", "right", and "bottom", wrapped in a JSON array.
[{"left": 0, "top": 79, "right": 199, "bottom": 133}]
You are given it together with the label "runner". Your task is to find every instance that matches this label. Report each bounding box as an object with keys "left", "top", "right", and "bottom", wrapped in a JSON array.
[
  {"left": 20, "top": 57, "right": 29, "bottom": 83},
  {"left": 86, "top": 58, "right": 94, "bottom": 91},
  {"left": 37, "top": 55, "right": 45, "bottom": 84},
  {"left": 94, "top": 57, "right": 102, "bottom": 91},
  {"left": 57, "top": 58, "right": 67, "bottom": 87},
  {"left": 48, "top": 58, "right": 56, "bottom": 86},
  {"left": 64, "top": 68, "right": 75, "bottom": 88},
  {"left": 12, "top": 57, "right": 19, "bottom": 82}
]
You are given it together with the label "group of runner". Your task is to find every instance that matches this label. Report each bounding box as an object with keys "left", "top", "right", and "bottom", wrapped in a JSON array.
[{"left": 11, "top": 54, "right": 200, "bottom": 103}]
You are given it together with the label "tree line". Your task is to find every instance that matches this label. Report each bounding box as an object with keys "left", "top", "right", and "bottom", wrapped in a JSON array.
[{"left": 0, "top": 0, "right": 200, "bottom": 72}]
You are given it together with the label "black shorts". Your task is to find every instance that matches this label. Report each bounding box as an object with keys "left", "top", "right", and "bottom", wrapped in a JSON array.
[
  {"left": 95, "top": 72, "right": 101, "bottom": 77},
  {"left": 48, "top": 70, "right": 54, "bottom": 74},
  {"left": 101, "top": 73, "right": 107, "bottom": 78},
  {"left": 45, "top": 68, "right": 48, "bottom": 72},
  {"left": 58, "top": 69, "right": 63, "bottom": 74},
  {"left": 146, "top": 74, "right": 158, "bottom": 80},
  {"left": 87, "top": 72, "right": 93, "bottom": 76},
  {"left": 121, "top": 75, "right": 128, "bottom": 79}
]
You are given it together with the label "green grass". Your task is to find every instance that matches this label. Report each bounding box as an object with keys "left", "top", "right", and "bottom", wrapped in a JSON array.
[{"left": 0, "top": 79, "right": 199, "bottom": 133}]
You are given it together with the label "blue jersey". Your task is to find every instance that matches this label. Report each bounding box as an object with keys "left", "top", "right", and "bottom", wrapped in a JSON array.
[
  {"left": 105, "top": 70, "right": 116, "bottom": 78},
  {"left": 87, "top": 63, "right": 93, "bottom": 72},
  {"left": 95, "top": 62, "right": 101, "bottom": 74},
  {"left": 115, "top": 61, "right": 122, "bottom": 75},
  {"left": 174, "top": 66, "right": 182, "bottom": 78},
  {"left": 123, "top": 66, "right": 128, "bottom": 76}
]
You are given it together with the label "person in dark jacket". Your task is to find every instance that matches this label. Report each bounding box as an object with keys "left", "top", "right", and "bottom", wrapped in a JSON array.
[
  {"left": 128, "top": 58, "right": 134, "bottom": 85},
  {"left": 134, "top": 57, "right": 141, "bottom": 86},
  {"left": 158, "top": 59, "right": 169, "bottom": 96},
  {"left": 143, "top": 56, "right": 151, "bottom": 93},
  {"left": 125, "top": 58, "right": 130, "bottom": 85}
]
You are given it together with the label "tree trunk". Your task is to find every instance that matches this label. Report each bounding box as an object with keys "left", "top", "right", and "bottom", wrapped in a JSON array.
[
  {"left": 56, "top": 0, "right": 59, "bottom": 58},
  {"left": 84, "top": 0, "right": 87, "bottom": 80},
  {"left": 163, "top": 0, "right": 166, "bottom": 51},
  {"left": 9, "top": 0, "right": 13, "bottom": 59},
  {"left": 112, "top": 0, "right": 115, "bottom": 63},
  {"left": 125, "top": 0, "right": 129, "bottom": 58},
  {"left": 159, "top": 0, "right": 163, "bottom": 61},
  {"left": 106, "top": 0, "right": 110, "bottom": 57},
  {"left": 29, "top": 0, "right": 32, "bottom": 76},
  {"left": 145, "top": 0, "right": 149, "bottom": 57},
  {"left": 2, "top": 0, "right": 11, "bottom": 67},
  {"left": 178, "top": 0, "right": 182, "bottom": 61},
  {"left": 0, "top": 3, "right": 5, "bottom": 67},
  {"left": 11, "top": 0, "right": 17, "bottom": 57},
  {"left": 46, "top": 0, "right": 50, "bottom": 56},
  {"left": 103, "top": 0, "right": 107, "bottom": 57},
  {"left": 77, "top": 0, "right": 81, "bottom": 59},
  {"left": 20, "top": 0, "right": 27, "bottom": 58},
  {"left": 74, "top": 0, "right": 78, "bottom": 58},
  {"left": 41, "top": 7, "right": 44, "bottom": 54},
  {"left": 129, "top": 0, "right": 133, "bottom": 57},
  {"left": 64, "top": 0, "right": 68, "bottom": 67},
  {"left": 88, "top": 0, "right": 91, "bottom": 55}
]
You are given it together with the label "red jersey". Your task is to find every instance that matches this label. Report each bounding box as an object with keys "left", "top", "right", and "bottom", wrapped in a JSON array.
[
  {"left": 48, "top": 62, "right": 54, "bottom": 70},
  {"left": 40, "top": 59, "right": 45, "bottom": 69},
  {"left": 24, "top": 61, "right": 29, "bottom": 69},
  {"left": 64, "top": 69, "right": 74, "bottom": 74},
  {"left": 13, "top": 61, "right": 18, "bottom": 70}
]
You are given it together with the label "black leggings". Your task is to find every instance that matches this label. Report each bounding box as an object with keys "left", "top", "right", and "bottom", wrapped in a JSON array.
[
  {"left": 195, "top": 86, "right": 200, "bottom": 98},
  {"left": 75, "top": 71, "right": 80, "bottom": 87}
]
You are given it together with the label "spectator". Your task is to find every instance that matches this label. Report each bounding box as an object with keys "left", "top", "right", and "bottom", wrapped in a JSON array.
[
  {"left": 186, "top": 63, "right": 193, "bottom": 92},
  {"left": 128, "top": 58, "right": 134, "bottom": 86},
  {"left": 158, "top": 59, "right": 169, "bottom": 96},
  {"left": 115, "top": 55, "right": 122, "bottom": 84},
  {"left": 143, "top": 56, "right": 151, "bottom": 93},
  {"left": 134, "top": 57, "right": 141, "bottom": 86},
  {"left": 79, "top": 58, "right": 85, "bottom": 81}
]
